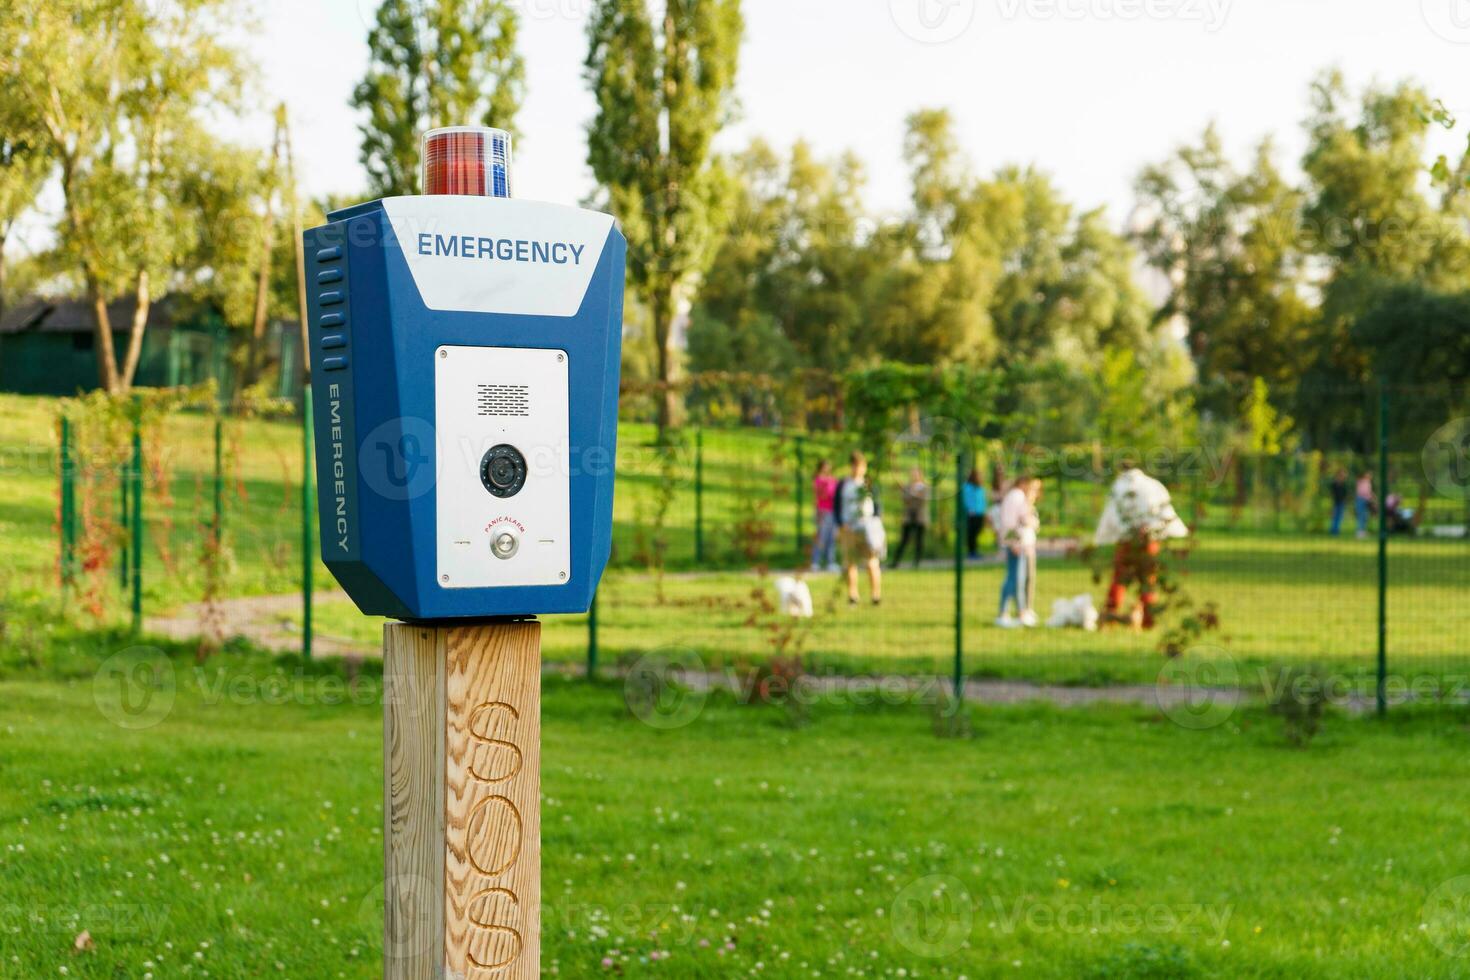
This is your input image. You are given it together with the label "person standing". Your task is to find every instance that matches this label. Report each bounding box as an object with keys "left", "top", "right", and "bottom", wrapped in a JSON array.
[
  {"left": 995, "top": 476, "right": 1041, "bottom": 628},
  {"left": 810, "top": 459, "right": 839, "bottom": 570},
  {"left": 891, "top": 467, "right": 930, "bottom": 568},
  {"left": 962, "top": 467, "right": 989, "bottom": 559},
  {"left": 1328, "top": 466, "right": 1349, "bottom": 536},
  {"left": 834, "top": 451, "right": 883, "bottom": 606},
  {"left": 1355, "top": 470, "right": 1374, "bottom": 539}
]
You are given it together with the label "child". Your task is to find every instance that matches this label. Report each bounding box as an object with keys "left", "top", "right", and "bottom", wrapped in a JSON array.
[
  {"left": 962, "top": 467, "right": 989, "bottom": 558},
  {"left": 810, "top": 459, "right": 838, "bottom": 570}
]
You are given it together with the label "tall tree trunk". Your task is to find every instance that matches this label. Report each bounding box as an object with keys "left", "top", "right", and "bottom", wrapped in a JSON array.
[
  {"left": 241, "top": 205, "right": 278, "bottom": 395},
  {"left": 117, "top": 269, "right": 150, "bottom": 392},
  {"left": 89, "top": 281, "right": 120, "bottom": 393}
]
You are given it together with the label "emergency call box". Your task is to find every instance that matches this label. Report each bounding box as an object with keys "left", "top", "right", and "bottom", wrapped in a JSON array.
[{"left": 303, "top": 128, "right": 626, "bottom": 621}]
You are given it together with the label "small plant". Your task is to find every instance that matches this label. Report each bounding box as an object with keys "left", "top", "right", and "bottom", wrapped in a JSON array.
[
  {"left": 630, "top": 436, "right": 682, "bottom": 602},
  {"left": 929, "top": 685, "right": 972, "bottom": 739},
  {"left": 1267, "top": 664, "right": 1329, "bottom": 747},
  {"left": 736, "top": 654, "right": 810, "bottom": 728}
]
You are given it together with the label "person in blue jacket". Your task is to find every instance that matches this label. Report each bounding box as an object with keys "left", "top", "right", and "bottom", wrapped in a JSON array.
[{"left": 962, "top": 466, "right": 989, "bottom": 559}]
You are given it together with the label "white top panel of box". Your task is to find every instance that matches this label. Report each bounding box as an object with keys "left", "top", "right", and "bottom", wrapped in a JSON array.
[{"left": 382, "top": 196, "right": 616, "bottom": 318}]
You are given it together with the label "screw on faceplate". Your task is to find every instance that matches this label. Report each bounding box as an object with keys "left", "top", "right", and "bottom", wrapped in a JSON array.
[
  {"left": 557, "top": 353, "right": 564, "bottom": 362},
  {"left": 439, "top": 350, "right": 447, "bottom": 359},
  {"left": 559, "top": 571, "right": 567, "bottom": 580},
  {"left": 441, "top": 574, "right": 450, "bottom": 583}
]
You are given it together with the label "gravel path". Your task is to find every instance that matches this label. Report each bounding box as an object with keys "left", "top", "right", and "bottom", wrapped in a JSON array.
[{"left": 146, "top": 590, "right": 1254, "bottom": 712}]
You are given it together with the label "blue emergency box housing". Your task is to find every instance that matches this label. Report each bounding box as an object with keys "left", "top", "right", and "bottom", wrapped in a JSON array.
[{"left": 303, "top": 195, "right": 625, "bottom": 621}]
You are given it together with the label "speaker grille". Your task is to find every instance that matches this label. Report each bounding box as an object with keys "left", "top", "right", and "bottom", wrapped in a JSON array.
[{"left": 477, "top": 383, "right": 530, "bottom": 417}]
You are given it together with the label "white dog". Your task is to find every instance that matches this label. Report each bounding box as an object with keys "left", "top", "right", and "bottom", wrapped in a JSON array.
[
  {"left": 1047, "top": 593, "right": 1099, "bottom": 631},
  {"left": 775, "top": 576, "right": 814, "bottom": 618}
]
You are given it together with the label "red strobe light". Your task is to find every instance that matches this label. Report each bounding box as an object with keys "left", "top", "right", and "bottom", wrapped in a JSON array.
[{"left": 421, "top": 126, "right": 513, "bottom": 198}]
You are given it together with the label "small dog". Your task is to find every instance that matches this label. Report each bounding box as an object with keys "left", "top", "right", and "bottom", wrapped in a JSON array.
[
  {"left": 774, "top": 575, "right": 814, "bottom": 618},
  {"left": 1046, "top": 593, "right": 1099, "bottom": 631}
]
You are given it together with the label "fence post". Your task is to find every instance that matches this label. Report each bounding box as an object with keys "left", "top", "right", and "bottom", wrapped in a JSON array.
[
  {"left": 213, "top": 416, "right": 224, "bottom": 539},
  {"left": 953, "top": 449, "right": 967, "bottom": 700},
  {"left": 119, "top": 460, "right": 130, "bottom": 590},
  {"left": 302, "top": 388, "right": 315, "bottom": 661},
  {"left": 1376, "top": 386, "right": 1389, "bottom": 718},
  {"left": 129, "top": 425, "right": 143, "bottom": 634},
  {"left": 794, "top": 434, "right": 806, "bottom": 563},
  {"left": 694, "top": 427, "right": 705, "bottom": 565},
  {"left": 59, "top": 417, "right": 76, "bottom": 593},
  {"left": 587, "top": 588, "right": 599, "bottom": 679}
]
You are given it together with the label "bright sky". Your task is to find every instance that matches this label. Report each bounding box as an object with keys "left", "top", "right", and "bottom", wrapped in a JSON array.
[
  {"left": 8, "top": 0, "right": 1470, "bottom": 257},
  {"left": 243, "top": 0, "right": 1470, "bottom": 223}
]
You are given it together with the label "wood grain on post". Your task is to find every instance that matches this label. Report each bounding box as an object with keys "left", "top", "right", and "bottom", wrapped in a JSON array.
[{"left": 384, "top": 621, "right": 541, "bottom": 980}]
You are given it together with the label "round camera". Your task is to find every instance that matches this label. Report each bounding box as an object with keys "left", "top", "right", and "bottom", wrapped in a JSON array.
[{"left": 479, "top": 444, "right": 527, "bottom": 498}]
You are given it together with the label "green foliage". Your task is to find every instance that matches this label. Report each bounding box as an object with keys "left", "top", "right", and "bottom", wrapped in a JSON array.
[
  {"left": 2, "top": 0, "right": 252, "bottom": 392},
  {"left": 0, "top": 66, "right": 49, "bottom": 312},
  {"left": 1133, "top": 126, "right": 1313, "bottom": 415},
  {"left": 352, "top": 0, "right": 525, "bottom": 198},
  {"left": 1240, "top": 377, "right": 1294, "bottom": 455},
  {"left": 585, "top": 0, "right": 744, "bottom": 432},
  {"left": 1352, "top": 285, "right": 1470, "bottom": 439},
  {"left": 1092, "top": 348, "right": 1181, "bottom": 452},
  {"left": 843, "top": 363, "right": 1008, "bottom": 464},
  {"left": 1294, "top": 71, "right": 1470, "bottom": 435},
  {"left": 864, "top": 113, "right": 1161, "bottom": 371}
]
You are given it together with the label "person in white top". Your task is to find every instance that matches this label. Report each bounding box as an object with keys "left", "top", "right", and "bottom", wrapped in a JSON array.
[
  {"left": 995, "top": 476, "right": 1042, "bottom": 628},
  {"left": 1094, "top": 464, "right": 1188, "bottom": 628}
]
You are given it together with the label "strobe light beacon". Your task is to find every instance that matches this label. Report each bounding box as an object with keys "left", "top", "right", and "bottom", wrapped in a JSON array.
[{"left": 303, "top": 127, "right": 626, "bottom": 620}]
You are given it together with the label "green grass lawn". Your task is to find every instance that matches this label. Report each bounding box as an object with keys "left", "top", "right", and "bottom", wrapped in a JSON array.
[{"left": 3, "top": 642, "right": 1470, "bottom": 978}]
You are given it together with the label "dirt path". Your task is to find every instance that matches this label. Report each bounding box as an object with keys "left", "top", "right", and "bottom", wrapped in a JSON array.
[
  {"left": 146, "top": 590, "right": 1255, "bottom": 713},
  {"left": 146, "top": 590, "right": 370, "bottom": 660}
]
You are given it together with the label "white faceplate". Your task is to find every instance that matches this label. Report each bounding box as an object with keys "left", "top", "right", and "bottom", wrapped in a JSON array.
[
  {"left": 435, "top": 345, "right": 570, "bottom": 589},
  {"left": 383, "top": 196, "right": 615, "bottom": 318}
]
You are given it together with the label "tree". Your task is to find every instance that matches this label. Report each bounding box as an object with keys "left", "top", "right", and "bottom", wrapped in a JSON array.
[
  {"left": 986, "top": 169, "right": 1153, "bottom": 368},
  {"left": 1134, "top": 126, "right": 1313, "bottom": 414},
  {"left": 0, "top": 73, "right": 50, "bottom": 322},
  {"left": 1353, "top": 283, "right": 1470, "bottom": 435},
  {"left": 1, "top": 0, "right": 250, "bottom": 393},
  {"left": 685, "top": 141, "right": 791, "bottom": 421},
  {"left": 1296, "top": 71, "right": 1470, "bottom": 436},
  {"left": 585, "top": 0, "right": 744, "bottom": 436},
  {"left": 353, "top": 0, "right": 524, "bottom": 199}
]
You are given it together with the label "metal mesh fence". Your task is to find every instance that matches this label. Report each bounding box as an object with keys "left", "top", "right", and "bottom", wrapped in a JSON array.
[
  {"left": 47, "top": 382, "right": 1470, "bottom": 710},
  {"left": 590, "top": 385, "right": 1470, "bottom": 712}
]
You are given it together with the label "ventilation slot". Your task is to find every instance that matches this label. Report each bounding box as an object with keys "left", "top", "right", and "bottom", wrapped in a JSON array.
[{"left": 477, "top": 383, "right": 530, "bottom": 417}]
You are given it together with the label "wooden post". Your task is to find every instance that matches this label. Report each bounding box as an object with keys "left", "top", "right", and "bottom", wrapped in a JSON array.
[{"left": 383, "top": 621, "right": 541, "bottom": 979}]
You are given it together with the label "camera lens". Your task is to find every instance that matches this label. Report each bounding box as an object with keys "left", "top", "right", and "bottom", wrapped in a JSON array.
[
  {"left": 479, "top": 445, "right": 527, "bottom": 498},
  {"left": 489, "top": 456, "right": 516, "bottom": 488}
]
